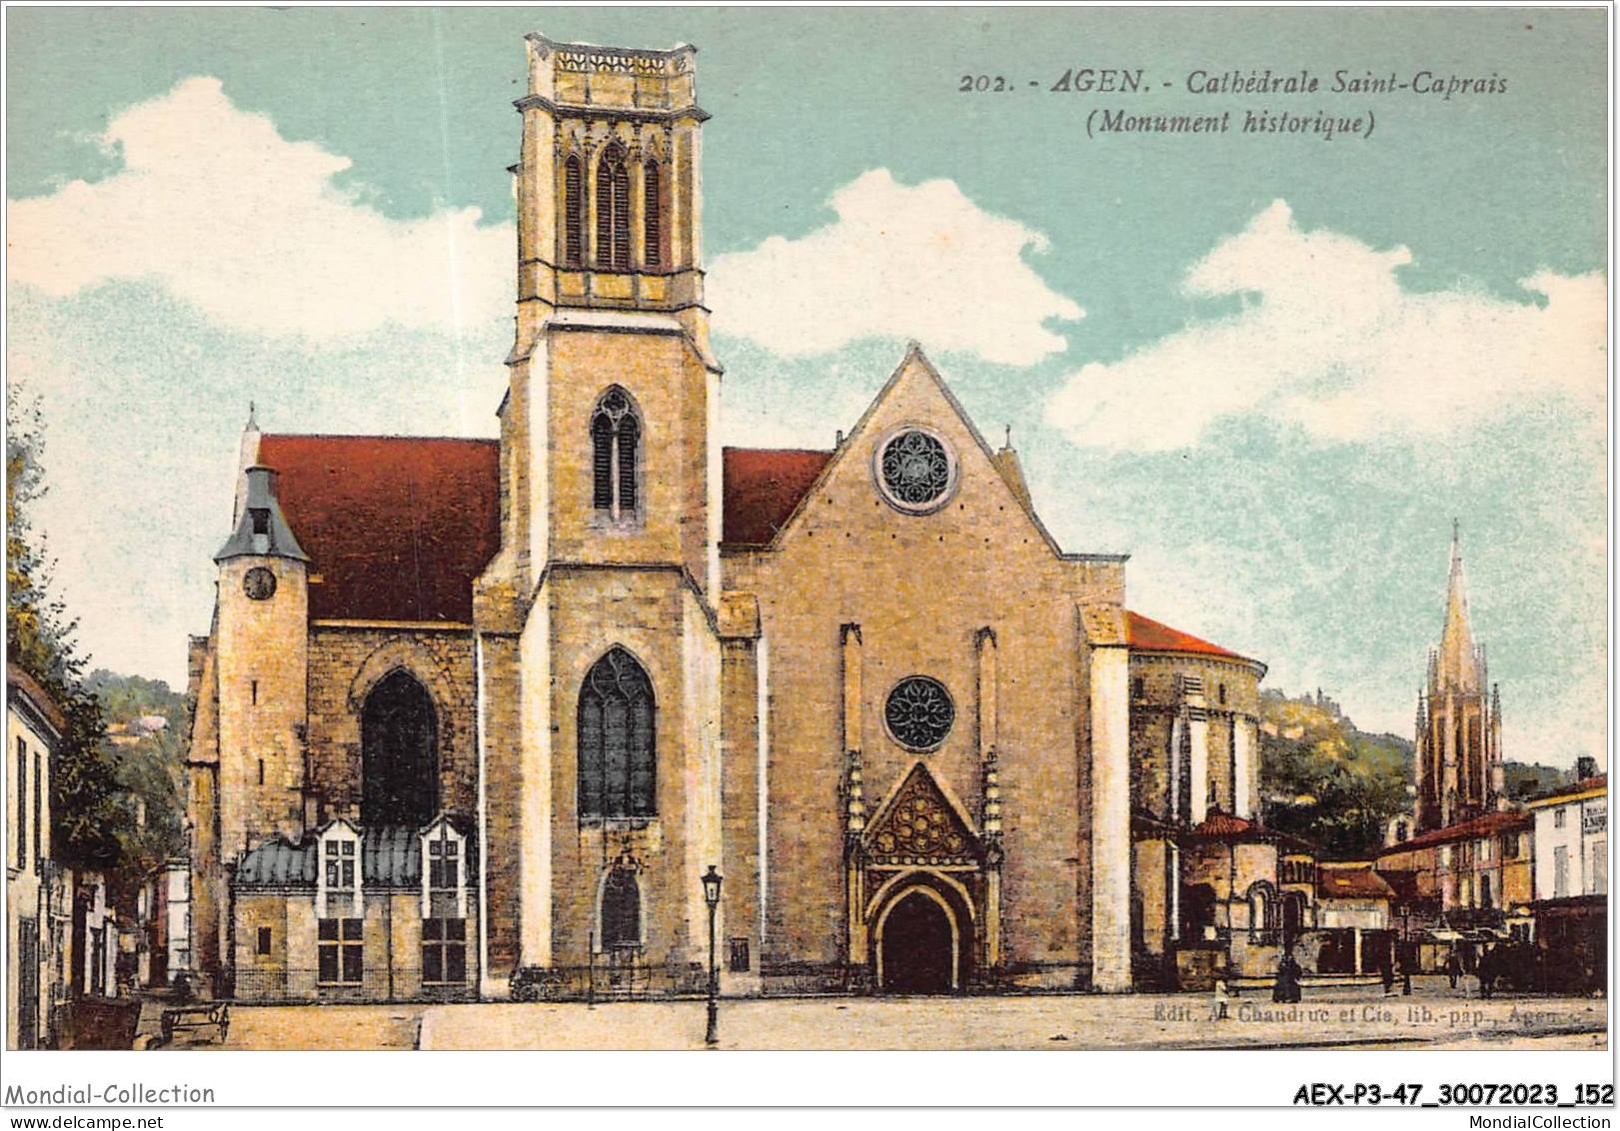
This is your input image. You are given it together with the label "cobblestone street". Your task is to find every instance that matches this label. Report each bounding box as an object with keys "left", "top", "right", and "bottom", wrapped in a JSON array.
[
  {"left": 417, "top": 985, "right": 1607, "bottom": 1051},
  {"left": 149, "top": 979, "right": 1606, "bottom": 1051}
]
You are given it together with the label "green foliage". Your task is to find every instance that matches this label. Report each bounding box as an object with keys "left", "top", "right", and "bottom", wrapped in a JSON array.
[
  {"left": 8, "top": 388, "right": 121, "bottom": 869},
  {"left": 85, "top": 670, "right": 189, "bottom": 872},
  {"left": 9, "top": 387, "right": 190, "bottom": 879},
  {"left": 1503, "top": 761, "right": 1568, "bottom": 801},
  {"left": 1259, "top": 689, "right": 1414, "bottom": 859}
]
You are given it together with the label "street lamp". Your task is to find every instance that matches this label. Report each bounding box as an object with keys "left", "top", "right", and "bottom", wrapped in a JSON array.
[{"left": 701, "top": 865, "right": 723, "bottom": 1048}]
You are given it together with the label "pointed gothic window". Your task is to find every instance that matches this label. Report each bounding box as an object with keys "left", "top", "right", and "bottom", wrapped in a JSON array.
[
  {"left": 643, "top": 159, "right": 663, "bottom": 268},
  {"left": 563, "top": 154, "right": 584, "bottom": 267},
  {"left": 578, "top": 648, "right": 656, "bottom": 820},
  {"left": 590, "top": 387, "right": 640, "bottom": 519},
  {"left": 361, "top": 669, "right": 438, "bottom": 827},
  {"left": 595, "top": 143, "right": 631, "bottom": 271}
]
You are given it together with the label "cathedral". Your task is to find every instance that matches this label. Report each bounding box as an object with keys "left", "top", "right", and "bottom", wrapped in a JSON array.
[
  {"left": 185, "top": 34, "right": 1275, "bottom": 1002},
  {"left": 1412, "top": 524, "right": 1505, "bottom": 833}
]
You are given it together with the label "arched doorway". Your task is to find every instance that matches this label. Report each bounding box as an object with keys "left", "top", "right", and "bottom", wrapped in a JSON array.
[
  {"left": 1282, "top": 892, "right": 1306, "bottom": 946},
  {"left": 877, "top": 887, "right": 958, "bottom": 994},
  {"left": 361, "top": 669, "right": 438, "bottom": 826},
  {"left": 600, "top": 867, "right": 641, "bottom": 953}
]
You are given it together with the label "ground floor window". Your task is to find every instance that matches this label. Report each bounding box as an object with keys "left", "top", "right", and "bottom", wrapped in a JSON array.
[
  {"left": 422, "top": 918, "right": 466, "bottom": 984},
  {"left": 318, "top": 918, "right": 363, "bottom": 984}
]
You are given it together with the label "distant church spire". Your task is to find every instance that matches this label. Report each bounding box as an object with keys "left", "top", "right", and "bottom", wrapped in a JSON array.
[{"left": 1435, "top": 519, "right": 1481, "bottom": 693}]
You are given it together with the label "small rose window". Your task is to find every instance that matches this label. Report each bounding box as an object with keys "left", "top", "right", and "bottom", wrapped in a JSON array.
[
  {"left": 884, "top": 676, "right": 955, "bottom": 751},
  {"left": 876, "top": 429, "right": 954, "bottom": 512}
]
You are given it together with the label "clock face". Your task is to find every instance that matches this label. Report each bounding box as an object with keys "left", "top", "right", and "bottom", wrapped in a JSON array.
[{"left": 243, "top": 566, "right": 277, "bottom": 601}]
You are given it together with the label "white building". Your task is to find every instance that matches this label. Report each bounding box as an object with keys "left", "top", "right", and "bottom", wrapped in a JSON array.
[
  {"left": 7, "top": 664, "right": 64, "bottom": 1048},
  {"left": 1530, "top": 774, "right": 1607, "bottom": 900}
]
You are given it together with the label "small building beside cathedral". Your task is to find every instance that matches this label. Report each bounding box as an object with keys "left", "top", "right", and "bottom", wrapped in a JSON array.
[{"left": 185, "top": 33, "right": 1277, "bottom": 1002}]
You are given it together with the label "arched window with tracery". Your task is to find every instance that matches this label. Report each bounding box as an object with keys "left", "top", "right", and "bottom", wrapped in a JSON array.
[
  {"left": 562, "top": 153, "right": 585, "bottom": 267},
  {"left": 361, "top": 669, "right": 438, "bottom": 827},
  {"left": 643, "top": 158, "right": 663, "bottom": 268},
  {"left": 578, "top": 648, "right": 656, "bottom": 820},
  {"left": 600, "top": 867, "right": 642, "bottom": 951},
  {"left": 590, "top": 386, "right": 640, "bottom": 518},
  {"left": 595, "top": 142, "right": 631, "bottom": 271}
]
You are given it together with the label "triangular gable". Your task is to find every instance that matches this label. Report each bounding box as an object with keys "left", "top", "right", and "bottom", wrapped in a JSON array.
[
  {"left": 863, "top": 761, "right": 981, "bottom": 867},
  {"left": 758, "top": 343, "right": 1085, "bottom": 560}
]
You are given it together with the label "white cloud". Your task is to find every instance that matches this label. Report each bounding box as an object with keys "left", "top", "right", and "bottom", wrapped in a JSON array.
[
  {"left": 707, "top": 169, "right": 1083, "bottom": 366},
  {"left": 1045, "top": 200, "right": 1606, "bottom": 450},
  {"left": 7, "top": 77, "right": 511, "bottom": 340}
]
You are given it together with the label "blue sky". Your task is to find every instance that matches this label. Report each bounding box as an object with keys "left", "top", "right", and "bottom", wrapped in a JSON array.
[{"left": 5, "top": 7, "right": 1608, "bottom": 765}]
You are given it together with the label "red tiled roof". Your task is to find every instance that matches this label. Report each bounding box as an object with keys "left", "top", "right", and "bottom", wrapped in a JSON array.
[
  {"left": 1377, "top": 809, "right": 1531, "bottom": 856},
  {"left": 1190, "top": 811, "right": 1255, "bottom": 838},
  {"left": 1374, "top": 868, "right": 1422, "bottom": 902},
  {"left": 257, "top": 435, "right": 500, "bottom": 623},
  {"left": 720, "top": 447, "right": 832, "bottom": 546},
  {"left": 1126, "top": 611, "right": 1248, "bottom": 662},
  {"left": 1318, "top": 865, "right": 1396, "bottom": 901}
]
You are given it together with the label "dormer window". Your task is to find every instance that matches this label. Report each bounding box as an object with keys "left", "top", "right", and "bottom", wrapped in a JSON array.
[
  {"left": 420, "top": 819, "right": 468, "bottom": 920},
  {"left": 316, "top": 821, "right": 362, "bottom": 920},
  {"left": 325, "top": 839, "right": 355, "bottom": 891},
  {"left": 590, "top": 387, "right": 641, "bottom": 521},
  {"left": 420, "top": 819, "right": 468, "bottom": 986}
]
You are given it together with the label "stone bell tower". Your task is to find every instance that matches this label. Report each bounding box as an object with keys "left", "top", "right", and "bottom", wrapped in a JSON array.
[
  {"left": 477, "top": 35, "right": 726, "bottom": 985},
  {"left": 497, "top": 32, "right": 720, "bottom": 596},
  {"left": 213, "top": 461, "right": 310, "bottom": 862}
]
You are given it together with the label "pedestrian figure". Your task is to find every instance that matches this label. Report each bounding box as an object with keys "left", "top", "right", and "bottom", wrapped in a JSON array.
[
  {"left": 1213, "top": 976, "right": 1230, "bottom": 1020},
  {"left": 1478, "top": 946, "right": 1495, "bottom": 1000},
  {"left": 1381, "top": 955, "right": 1396, "bottom": 996},
  {"left": 1273, "top": 949, "right": 1302, "bottom": 1003},
  {"left": 1445, "top": 950, "right": 1462, "bottom": 989}
]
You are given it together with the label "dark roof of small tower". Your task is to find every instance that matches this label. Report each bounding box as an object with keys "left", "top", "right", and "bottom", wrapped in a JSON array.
[
  {"left": 215, "top": 465, "right": 309, "bottom": 564},
  {"left": 256, "top": 434, "right": 500, "bottom": 623}
]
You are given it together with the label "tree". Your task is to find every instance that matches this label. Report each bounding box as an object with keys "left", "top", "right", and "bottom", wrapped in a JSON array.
[{"left": 7, "top": 385, "right": 119, "bottom": 868}]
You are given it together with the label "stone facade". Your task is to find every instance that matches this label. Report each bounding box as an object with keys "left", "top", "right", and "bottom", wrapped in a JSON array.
[{"left": 185, "top": 32, "right": 1271, "bottom": 1003}]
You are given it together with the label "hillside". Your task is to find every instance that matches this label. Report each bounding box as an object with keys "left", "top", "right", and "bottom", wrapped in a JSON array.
[
  {"left": 82, "top": 669, "right": 189, "bottom": 880},
  {"left": 1258, "top": 689, "right": 1413, "bottom": 860}
]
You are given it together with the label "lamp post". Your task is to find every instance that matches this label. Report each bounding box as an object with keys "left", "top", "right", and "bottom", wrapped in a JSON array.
[
  {"left": 1398, "top": 902, "right": 1412, "bottom": 995},
  {"left": 701, "top": 865, "right": 723, "bottom": 1048}
]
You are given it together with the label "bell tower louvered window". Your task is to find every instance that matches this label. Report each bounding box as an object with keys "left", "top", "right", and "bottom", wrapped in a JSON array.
[
  {"left": 563, "top": 154, "right": 584, "bottom": 267},
  {"left": 643, "top": 159, "right": 663, "bottom": 268},
  {"left": 590, "top": 386, "right": 640, "bottom": 519},
  {"left": 578, "top": 647, "right": 656, "bottom": 820},
  {"left": 595, "top": 143, "right": 631, "bottom": 271}
]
